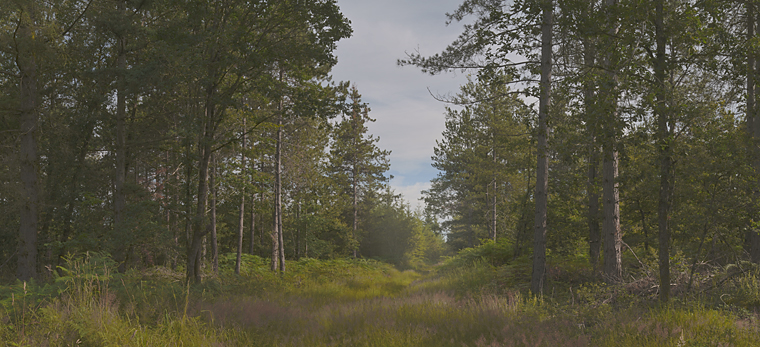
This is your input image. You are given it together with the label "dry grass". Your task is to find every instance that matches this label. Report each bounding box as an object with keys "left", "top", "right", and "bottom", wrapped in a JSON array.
[{"left": 2, "top": 252, "right": 760, "bottom": 346}]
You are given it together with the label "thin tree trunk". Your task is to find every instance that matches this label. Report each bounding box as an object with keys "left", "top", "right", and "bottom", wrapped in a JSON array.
[
  {"left": 211, "top": 155, "right": 218, "bottom": 274},
  {"left": 602, "top": 150, "right": 622, "bottom": 280},
  {"left": 492, "top": 146, "right": 497, "bottom": 242},
  {"left": 259, "top": 160, "right": 265, "bottom": 248},
  {"left": 271, "top": 198, "right": 279, "bottom": 271},
  {"left": 749, "top": 2, "right": 756, "bottom": 136},
  {"left": 296, "top": 201, "right": 301, "bottom": 259},
  {"left": 531, "top": 0, "right": 552, "bottom": 296},
  {"left": 272, "top": 76, "right": 284, "bottom": 273},
  {"left": 277, "top": 139, "right": 285, "bottom": 272},
  {"left": 584, "top": 32, "right": 601, "bottom": 268},
  {"left": 353, "top": 160, "right": 358, "bottom": 258},
  {"left": 655, "top": 0, "right": 671, "bottom": 302},
  {"left": 17, "top": 18, "right": 39, "bottom": 281},
  {"left": 236, "top": 119, "right": 246, "bottom": 275},
  {"left": 748, "top": 2, "right": 760, "bottom": 263},
  {"left": 250, "top": 191, "right": 256, "bottom": 255},
  {"left": 55, "top": 122, "right": 94, "bottom": 269},
  {"left": 352, "top": 110, "right": 359, "bottom": 258},
  {"left": 187, "top": 85, "right": 215, "bottom": 284},
  {"left": 185, "top": 140, "right": 192, "bottom": 258},
  {"left": 114, "top": 34, "right": 128, "bottom": 272},
  {"left": 600, "top": 0, "right": 622, "bottom": 283}
]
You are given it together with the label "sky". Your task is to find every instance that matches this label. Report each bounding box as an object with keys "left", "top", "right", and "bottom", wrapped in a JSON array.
[{"left": 330, "top": 0, "right": 471, "bottom": 211}]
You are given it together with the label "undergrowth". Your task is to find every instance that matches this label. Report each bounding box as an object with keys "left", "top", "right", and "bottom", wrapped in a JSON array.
[{"left": 2, "top": 246, "right": 760, "bottom": 346}]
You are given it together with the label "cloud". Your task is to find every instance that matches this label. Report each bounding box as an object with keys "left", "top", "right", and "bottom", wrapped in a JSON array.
[
  {"left": 390, "top": 179, "right": 432, "bottom": 213},
  {"left": 332, "top": 0, "right": 470, "bottom": 210}
]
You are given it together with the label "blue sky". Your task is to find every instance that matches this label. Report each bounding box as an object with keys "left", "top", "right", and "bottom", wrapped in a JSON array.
[{"left": 330, "top": 0, "right": 470, "bottom": 211}]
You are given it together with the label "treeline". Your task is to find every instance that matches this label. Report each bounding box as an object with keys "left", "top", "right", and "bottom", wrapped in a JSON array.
[
  {"left": 0, "top": 0, "right": 444, "bottom": 284},
  {"left": 404, "top": 0, "right": 760, "bottom": 301}
]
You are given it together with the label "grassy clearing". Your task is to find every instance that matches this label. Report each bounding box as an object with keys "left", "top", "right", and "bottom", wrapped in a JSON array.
[{"left": 2, "top": 248, "right": 760, "bottom": 346}]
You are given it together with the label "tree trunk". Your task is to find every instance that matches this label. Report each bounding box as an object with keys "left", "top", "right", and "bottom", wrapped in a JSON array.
[
  {"left": 584, "top": 31, "right": 601, "bottom": 268},
  {"left": 655, "top": 0, "right": 671, "bottom": 302},
  {"left": 235, "top": 119, "right": 246, "bottom": 275},
  {"left": 352, "top": 110, "right": 359, "bottom": 258},
  {"left": 114, "top": 34, "right": 128, "bottom": 272},
  {"left": 748, "top": 2, "right": 760, "bottom": 263},
  {"left": 184, "top": 141, "right": 192, "bottom": 260},
  {"left": 296, "top": 201, "right": 301, "bottom": 259},
  {"left": 601, "top": 0, "right": 622, "bottom": 282},
  {"left": 272, "top": 85, "right": 284, "bottom": 273},
  {"left": 531, "top": 0, "right": 552, "bottom": 296},
  {"left": 353, "top": 156, "right": 358, "bottom": 258},
  {"left": 492, "top": 146, "right": 497, "bottom": 242},
  {"left": 211, "top": 155, "right": 218, "bottom": 274},
  {"left": 602, "top": 150, "right": 622, "bottom": 281},
  {"left": 749, "top": 2, "right": 756, "bottom": 137},
  {"left": 17, "top": 18, "right": 39, "bottom": 281},
  {"left": 271, "top": 198, "right": 279, "bottom": 271},
  {"left": 186, "top": 86, "right": 215, "bottom": 284},
  {"left": 250, "top": 191, "right": 256, "bottom": 255}
]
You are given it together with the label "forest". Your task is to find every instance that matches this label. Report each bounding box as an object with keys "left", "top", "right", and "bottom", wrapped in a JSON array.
[{"left": 4, "top": 0, "right": 760, "bottom": 345}]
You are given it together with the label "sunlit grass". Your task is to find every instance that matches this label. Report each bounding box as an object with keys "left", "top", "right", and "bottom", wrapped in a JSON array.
[{"left": 3, "top": 251, "right": 760, "bottom": 346}]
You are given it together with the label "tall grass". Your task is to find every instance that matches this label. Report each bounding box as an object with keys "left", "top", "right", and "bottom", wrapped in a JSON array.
[{"left": 2, "top": 250, "right": 760, "bottom": 346}]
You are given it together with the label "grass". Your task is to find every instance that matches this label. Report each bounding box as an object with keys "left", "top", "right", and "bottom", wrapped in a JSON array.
[{"left": 2, "top": 249, "right": 760, "bottom": 346}]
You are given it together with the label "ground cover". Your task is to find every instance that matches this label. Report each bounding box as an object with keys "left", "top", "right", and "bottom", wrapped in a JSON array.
[{"left": 2, "top": 245, "right": 760, "bottom": 346}]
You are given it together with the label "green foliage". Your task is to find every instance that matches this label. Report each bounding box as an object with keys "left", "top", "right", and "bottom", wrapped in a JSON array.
[
  {"left": 361, "top": 191, "right": 448, "bottom": 270},
  {"left": 437, "top": 238, "right": 514, "bottom": 271},
  {"left": 5, "top": 253, "right": 760, "bottom": 346},
  {"left": 423, "top": 74, "right": 532, "bottom": 252}
]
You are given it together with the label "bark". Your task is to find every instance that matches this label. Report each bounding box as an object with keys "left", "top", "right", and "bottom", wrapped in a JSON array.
[
  {"left": 584, "top": 32, "right": 601, "bottom": 268},
  {"left": 655, "top": 0, "right": 671, "bottom": 302},
  {"left": 352, "top": 110, "right": 359, "bottom": 258},
  {"left": 250, "top": 191, "right": 256, "bottom": 255},
  {"left": 531, "top": 0, "right": 552, "bottom": 296},
  {"left": 17, "top": 18, "right": 39, "bottom": 281},
  {"left": 271, "top": 200, "right": 279, "bottom": 271},
  {"left": 277, "top": 117, "right": 285, "bottom": 272},
  {"left": 272, "top": 85, "right": 284, "bottom": 273},
  {"left": 492, "top": 147, "right": 497, "bottom": 242},
  {"left": 602, "top": 150, "right": 622, "bottom": 281},
  {"left": 295, "top": 202, "right": 301, "bottom": 258},
  {"left": 748, "top": 2, "right": 760, "bottom": 263},
  {"left": 235, "top": 119, "right": 246, "bottom": 275},
  {"left": 55, "top": 122, "right": 94, "bottom": 268},
  {"left": 114, "top": 34, "right": 128, "bottom": 272},
  {"left": 749, "top": 2, "right": 756, "bottom": 136},
  {"left": 353, "top": 152, "right": 358, "bottom": 258},
  {"left": 601, "top": 0, "right": 622, "bottom": 282},
  {"left": 186, "top": 85, "right": 215, "bottom": 284},
  {"left": 211, "top": 155, "right": 218, "bottom": 274},
  {"left": 184, "top": 141, "right": 192, "bottom": 255}
]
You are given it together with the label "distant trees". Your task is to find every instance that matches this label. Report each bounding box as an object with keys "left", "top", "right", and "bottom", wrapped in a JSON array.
[
  {"left": 423, "top": 75, "right": 531, "bottom": 251},
  {"left": 404, "top": 0, "right": 760, "bottom": 300},
  {"left": 0, "top": 0, "right": 448, "bottom": 285},
  {"left": 329, "top": 86, "right": 391, "bottom": 258}
]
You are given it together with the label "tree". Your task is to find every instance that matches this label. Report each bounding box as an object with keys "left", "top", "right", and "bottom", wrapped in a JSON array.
[
  {"left": 329, "top": 86, "right": 390, "bottom": 258},
  {"left": 599, "top": 0, "right": 623, "bottom": 282},
  {"left": 1, "top": 0, "right": 93, "bottom": 280},
  {"left": 423, "top": 74, "right": 531, "bottom": 251},
  {"left": 531, "top": 0, "right": 553, "bottom": 296},
  {"left": 178, "top": 0, "right": 351, "bottom": 283},
  {"left": 13, "top": 2, "right": 41, "bottom": 281}
]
